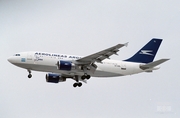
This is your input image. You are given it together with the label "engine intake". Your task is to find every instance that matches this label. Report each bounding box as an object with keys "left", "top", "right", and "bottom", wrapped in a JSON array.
[
  {"left": 46, "top": 73, "right": 66, "bottom": 83},
  {"left": 57, "top": 60, "right": 75, "bottom": 71}
]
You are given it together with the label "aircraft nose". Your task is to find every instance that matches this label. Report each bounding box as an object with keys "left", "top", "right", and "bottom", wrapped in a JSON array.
[
  {"left": 7, "top": 57, "right": 14, "bottom": 63},
  {"left": 8, "top": 57, "right": 12, "bottom": 63}
]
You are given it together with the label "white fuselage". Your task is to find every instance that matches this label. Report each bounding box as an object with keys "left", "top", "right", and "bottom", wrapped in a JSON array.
[{"left": 8, "top": 51, "right": 146, "bottom": 77}]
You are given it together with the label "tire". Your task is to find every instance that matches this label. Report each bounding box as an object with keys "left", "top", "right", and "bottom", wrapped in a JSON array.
[
  {"left": 86, "top": 75, "right": 91, "bottom": 79},
  {"left": 81, "top": 75, "right": 86, "bottom": 80},
  {"left": 78, "top": 83, "right": 82, "bottom": 87},
  {"left": 28, "top": 74, "right": 32, "bottom": 78},
  {"left": 73, "top": 83, "right": 77, "bottom": 87}
]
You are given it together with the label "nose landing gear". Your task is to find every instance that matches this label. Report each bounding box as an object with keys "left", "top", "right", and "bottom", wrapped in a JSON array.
[{"left": 27, "top": 70, "right": 32, "bottom": 78}]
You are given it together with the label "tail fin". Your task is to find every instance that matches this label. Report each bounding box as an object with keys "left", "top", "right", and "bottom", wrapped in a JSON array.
[{"left": 124, "top": 38, "right": 162, "bottom": 63}]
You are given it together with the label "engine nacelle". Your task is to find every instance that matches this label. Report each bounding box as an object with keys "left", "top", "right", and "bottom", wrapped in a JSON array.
[
  {"left": 46, "top": 73, "right": 66, "bottom": 83},
  {"left": 57, "top": 60, "right": 75, "bottom": 71}
]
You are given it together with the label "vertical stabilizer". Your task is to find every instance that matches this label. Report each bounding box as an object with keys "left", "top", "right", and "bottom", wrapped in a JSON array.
[{"left": 124, "top": 38, "right": 162, "bottom": 63}]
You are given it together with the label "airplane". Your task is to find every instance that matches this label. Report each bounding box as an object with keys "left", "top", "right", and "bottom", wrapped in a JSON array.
[{"left": 8, "top": 38, "right": 169, "bottom": 87}]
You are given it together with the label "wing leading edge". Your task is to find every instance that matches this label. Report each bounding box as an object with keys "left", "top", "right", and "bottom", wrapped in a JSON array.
[{"left": 76, "top": 43, "right": 128, "bottom": 64}]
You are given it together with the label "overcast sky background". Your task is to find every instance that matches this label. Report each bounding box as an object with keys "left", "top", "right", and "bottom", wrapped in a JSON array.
[{"left": 0, "top": 0, "right": 180, "bottom": 118}]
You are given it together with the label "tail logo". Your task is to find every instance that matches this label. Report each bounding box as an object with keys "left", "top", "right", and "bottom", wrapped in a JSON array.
[{"left": 140, "top": 50, "right": 154, "bottom": 56}]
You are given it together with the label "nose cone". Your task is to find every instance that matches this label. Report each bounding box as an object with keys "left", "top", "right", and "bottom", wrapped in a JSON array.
[
  {"left": 7, "top": 57, "right": 15, "bottom": 64},
  {"left": 7, "top": 57, "right": 12, "bottom": 63}
]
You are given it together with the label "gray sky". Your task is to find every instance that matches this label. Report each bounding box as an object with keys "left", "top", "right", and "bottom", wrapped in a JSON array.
[{"left": 0, "top": 0, "right": 179, "bottom": 118}]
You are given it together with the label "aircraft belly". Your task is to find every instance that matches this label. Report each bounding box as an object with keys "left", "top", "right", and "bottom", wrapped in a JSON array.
[
  {"left": 15, "top": 62, "right": 122, "bottom": 77},
  {"left": 92, "top": 70, "right": 123, "bottom": 77}
]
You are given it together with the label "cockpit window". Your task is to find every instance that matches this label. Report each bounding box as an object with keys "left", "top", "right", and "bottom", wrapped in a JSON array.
[{"left": 14, "top": 54, "right": 21, "bottom": 56}]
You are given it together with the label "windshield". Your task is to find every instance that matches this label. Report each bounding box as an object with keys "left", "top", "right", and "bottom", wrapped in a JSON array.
[{"left": 14, "top": 54, "right": 21, "bottom": 56}]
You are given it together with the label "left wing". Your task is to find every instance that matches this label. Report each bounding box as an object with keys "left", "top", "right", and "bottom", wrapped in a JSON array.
[{"left": 76, "top": 43, "right": 128, "bottom": 64}]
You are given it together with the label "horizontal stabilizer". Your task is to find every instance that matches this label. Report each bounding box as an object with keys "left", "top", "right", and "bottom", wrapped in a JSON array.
[{"left": 140, "top": 59, "right": 170, "bottom": 70}]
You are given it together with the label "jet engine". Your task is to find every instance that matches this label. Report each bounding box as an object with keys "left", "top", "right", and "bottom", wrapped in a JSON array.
[
  {"left": 57, "top": 60, "right": 75, "bottom": 71},
  {"left": 46, "top": 73, "right": 66, "bottom": 83}
]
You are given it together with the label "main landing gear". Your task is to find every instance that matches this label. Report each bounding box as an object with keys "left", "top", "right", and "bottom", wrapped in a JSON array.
[
  {"left": 27, "top": 70, "right": 32, "bottom": 78},
  {"left": 73, "top": 74, "right": 91, "bottom": 88},
  {"left": 73, "top": 75, "right": 82, "bottom": 88}
]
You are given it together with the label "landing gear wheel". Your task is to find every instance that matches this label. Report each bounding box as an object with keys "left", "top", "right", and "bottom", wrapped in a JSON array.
[
  {"left": 81, "top": 75, "right": 86, "bottom": 80},
  {"left": 73, "top": 83, "right": 78, "bottom": 87},
  {"left": 86, "top": 75, "right": 91, "bottom": 79},
  {"left": 73, "top": 82, "right": 82, "bottom": 87},
  {"left": 81, "top": 74, "right": 91, "bottom": 80},
  {"left": 78, "top": 82, "right": 82, "bottom": 87},
  {"left": 28, "top": 74, "right": 32, "bottom": 78},
  {"left": 27, "top": 70, "right": 32, "bottom": 78}
]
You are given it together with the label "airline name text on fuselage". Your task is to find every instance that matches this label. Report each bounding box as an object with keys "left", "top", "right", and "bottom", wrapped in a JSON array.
[{"left": 35, "top": 52, "right": 82, "bottom": 59}]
